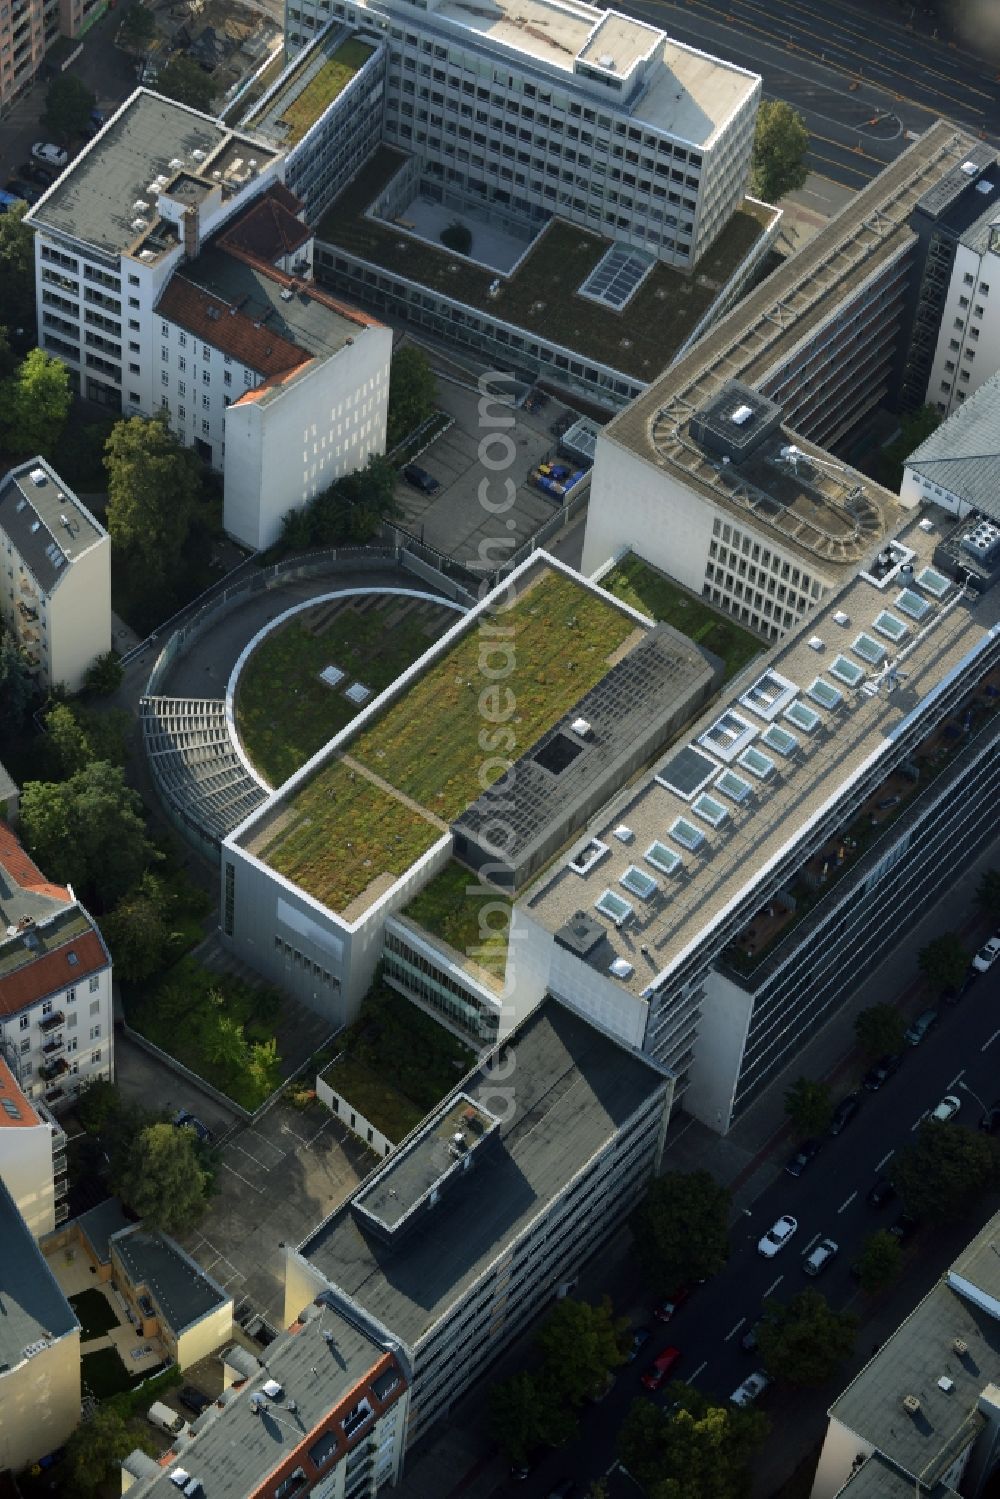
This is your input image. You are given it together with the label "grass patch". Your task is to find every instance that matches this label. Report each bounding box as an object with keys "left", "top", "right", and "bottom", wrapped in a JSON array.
[
  {"left": 236, "top": 594, "right": 456, "bottom": 786},
  {"left": 600, "top": 552, "right": 762, "bottom": 681},
  {"left": 316, "top": 146, "right": 766, "bottom": 382},
  {"left": 125, "top": 958, "right": 284, "bottom": 1110},
  {"left": 403, "top": 861, "right": 510, "bottom": 978},
  {"left": 252, "top": 38, "right": 373, "bottom": 144},
  {"left": 260, "top": 762, "right": 443, "bottom": 913},
  {"left": 81, "top": 1347, "right": 169, "bottom": 1401},
  {"left": 69, "top": 1288, "right": 119, "bottom": 1341},
  {"left": 322, "top": 980, "right": 475, "bottom": 1141}
]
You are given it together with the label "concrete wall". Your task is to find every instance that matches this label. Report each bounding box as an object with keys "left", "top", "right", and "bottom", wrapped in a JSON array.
[
  {"left": 0, "top": 1327, "right": 81, "bottom": 1472},
  {"left": 810, "top": 1416, "right": 873, "bottom": 1499},
  {"left": 175, "top": 1298, "right": 234, "bottom": 1371},
  {"left": 508, "top": 906, "right": 650, "bottom": 1051},
  {"left": 683, "top": 966, "right": 752, "bottom": 1132},
  {"left": 316, "top": 1070, "right": 395, "bottom": 1157},
  {"left": 47, "top": 529, "right": 111, "bottom": 693},
  {"left": 0, "top": 1120, "right": 55, "bottom": 1239},
  {"left": 582, "top": 434, "right": 720, "bottom": 582}
]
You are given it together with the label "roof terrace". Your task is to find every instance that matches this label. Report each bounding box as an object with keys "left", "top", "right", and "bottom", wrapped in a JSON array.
[{"left": 246, "top": 33, "right": 375, "bottom": 147}]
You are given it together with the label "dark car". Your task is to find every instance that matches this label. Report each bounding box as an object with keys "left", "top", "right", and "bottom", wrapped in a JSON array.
[
  {"left": 173, "top": 1108, "right": 212, "bottom": 1143},
  {"left": 866, "top": 1177, "right": 897, "bottom": 1208},
  {"left": 785, "top": 1137, "right": 822, "bottom": 1177},
  {"left": 83, "top": 107, "right": 106, "bottom": 138},
  {"left": 829, "top": 1093, "right": 862, "bottom": 1136},
  {"left": 641, "top": 1345, "right": 681, "bottom": 1391},
  {"left": 741, "top": 1318, "right": 761, "bottom": 1353},
  {"left": 18, "top": 160, "right": 53, "bottom": 186},
  {"left": 863, "top": 1053, "right": 903, "bottom": 1091},
  {"left": 5, "top": 179, "right": 39, "bottom": 203},
  {"left": 889, "top": 1213, "right": 920, "bottom": 1245},
  {"left": 653, "top": 1286, "right": 693, "bottom": 1322},
  {"left": 980, "top": 1102, "right": 1000, "bottom": 1134},
  {"left": 627, "top": 1326, "right": 652, "bottom": 1362},
  {"left": 179, "top": 1386, "right": 211, "bottom": 1415},
  {"left": 402, "top": 463, "right": 440, "bottom": 495}
]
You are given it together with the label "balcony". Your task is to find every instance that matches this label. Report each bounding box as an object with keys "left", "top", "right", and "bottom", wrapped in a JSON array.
[
  {"left": 41, "top": 1036, "right": 64, "bottom": 1056},
  {"left": 39, "top": 1058, "right": 69, "bottom": 1083},
  {"left": 39, "top": 1011, "right": 65, "bottom": 1034},
  {"left": 55, "top": 1201, "right": 69, "bottom": 1226}
]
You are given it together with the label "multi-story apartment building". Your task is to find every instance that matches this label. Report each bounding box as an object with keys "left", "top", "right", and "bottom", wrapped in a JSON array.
[
  {"left": 0, "top": 820, "right": 113, "bottom": 1114},
  {"left": 28, "top": 90, "right": 392, "bottom": 551},
  {"left": 0, "top": 1055, "right": 68, "bottom": 1235},
  {"left": 121, "top": 1311, "right": 409, "bottom": 1499},
  {"left": 286, "top": 995, "right": 671, "bottom": 1450},
  {"left": 0, "top": 457, "right": 110, "bottom": 691},
  {"left": 0, "top": 1174, "right": 80, "bottom": 1473},
  {"left": 923, "top": 185, "right": 1000, "bottom": 418},
  {"left": 285, "top": 0, "right": 761, "bottom": 271},
  {"left": 0, "top": 0, "right": 58, "bottom": 114}
]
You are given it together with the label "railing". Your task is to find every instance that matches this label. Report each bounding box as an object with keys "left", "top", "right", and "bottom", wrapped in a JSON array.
[{"left": 39, "top": 1011, "right": 64, "bottom": 1033}]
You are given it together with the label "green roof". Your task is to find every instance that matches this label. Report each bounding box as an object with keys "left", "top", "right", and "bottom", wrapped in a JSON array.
[{"left": 247, "top": 37, "right": 374, "bottom": 146}]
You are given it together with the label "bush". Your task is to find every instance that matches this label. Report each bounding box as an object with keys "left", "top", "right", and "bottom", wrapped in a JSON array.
[{"left": 440, "top": 219, "right": 472, "bottom": 255}]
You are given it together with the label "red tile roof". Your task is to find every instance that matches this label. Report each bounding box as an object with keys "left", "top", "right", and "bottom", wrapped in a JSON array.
[
  {"left": 156, "top": 275, "right": 311, "bottom": 377},
  {"left": 219, "top": 189, "right": 312, "bottom": 263},
  {"left": 0, "top": 926, "right": 107, "bottom": 1018},
  {"left": 0, "top": 1056, "right": 40, "bottom": 1127},
  {"left": 0, "top": 821, "right": 69, "bottom": 904}
]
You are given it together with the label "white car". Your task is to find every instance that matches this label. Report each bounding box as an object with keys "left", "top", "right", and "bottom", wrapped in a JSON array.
[
  {"left": 731, "top": 1370, "right": 770, "bottom": 1406},
  {"left": 927, "top": 1094, "right": 961, "bottom": 1123},
  {"left": 758, "top": 1214, "right": 798, "bottom": 1258},
  {"left": 972, "top": 936, "right": 1000, "bottom": 973},
  {"left": 31, "top": 142, "right": 68, "bottom": 169}
]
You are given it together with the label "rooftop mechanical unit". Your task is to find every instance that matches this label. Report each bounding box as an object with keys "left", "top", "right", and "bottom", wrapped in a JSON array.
[{"left": 960, "top": 519, "right": 1000, "bottom": 566}]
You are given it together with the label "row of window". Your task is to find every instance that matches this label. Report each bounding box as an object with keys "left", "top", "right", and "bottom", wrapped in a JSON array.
[{"left": 273, "top": 935, "right": 341, "bottom": 989}]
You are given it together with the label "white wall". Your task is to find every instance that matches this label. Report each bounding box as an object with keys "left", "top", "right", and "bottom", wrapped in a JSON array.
[
  {"left": 222, "top": 323, "right": 392, "bottom": 550},
  {"left": 47, "top": 531, "right": 111, "bottom": 693},
  {"left": 583, "top": 433, "right": 720, "bottom": 582},
  {"left": 810, "top": 1416, "right": 874, "bottom": 1499},
  {"left": 683, "top": 967, "right": 752, "bottom": 1132},
  {"left": 927, "top": 241, "right": 1000, "bottom": 418},
  {"left": 0, "top": 1120, "right": 55, "bottom": 1237}
]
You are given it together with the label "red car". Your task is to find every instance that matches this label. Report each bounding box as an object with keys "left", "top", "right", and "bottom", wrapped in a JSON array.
[
  {"left": 653, "top": 1286, "right": 693, "bottom": 1322},
  {"left": 640, "top": 1346, "right": 681, "bottom": 1391}
]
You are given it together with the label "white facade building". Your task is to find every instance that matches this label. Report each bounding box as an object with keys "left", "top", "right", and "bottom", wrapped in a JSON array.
[
  {"left": 0, "top": 458, "right": 110, "bottom": 692},
  {"left": 0, "top": 1055, "right": 67, "bottom": 1236},
  {"left": 926, "top": 209, "right": 1000, "bottom": 418}
]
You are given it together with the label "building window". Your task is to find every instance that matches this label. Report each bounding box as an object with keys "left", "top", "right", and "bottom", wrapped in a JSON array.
[
  {"left": 161, "top": 370, "right": 169, "bottom": 385},
  {"left": 202, "top": 393, "right": 210, "bottom": 409},
  {"left": 92, "top": 1049, "right": 102, "bottom": 1064},
  {"left": 201, "top": 419, "right": 210, "bottom": 433},
  {"left": 224, "top": 371, "right": 231, "bottom": 386},
  {"left": 128, "top": 274, "right": 139, "bottom": 286},
  {"left": 42, "top": 1000, "right": 53, "bottom": 1016},
  {"left": 161, "top": 320, "right": 169, "bottom": 334},
  {"left": 178, "top": 357, "right": 186, "bottom": 372},
  {"left": 89, "top": 998, "right": 100, "bottom": 1016},
  {"left": 89, "top": 1024, "right": 101, "bottom": 1040},
  {"left": 202, "top": 345, "right": 211, "bottom": 360},
  {"left": 974, "top": 304, "right": 985, "bottom": 317},
  {"left": 128, "top": 297, "right": 139, "bottom": 309},
  {"left": 963, "top": 272, "right": 975, "bottom": 286},
  {"left": 19, "top": 1038, "right": 29, "bottom": 1054},
  {"left": 67, "top": 1037, "right": 77, "bottom": 1054},
  {"left": 89, "top": 975, "right": 99, "bottom": 993},
  {"left": 18, "top": 1014, "right": 29, "bottom": 1031},
  {"left": 202, "top": 369, "right": 210, "bottom": 385},
  {"left": 66, "top": 987, "right": 75, "bottom": 1005},
  {"left": 178, "top": 406, "right": 186, "bottom": 420},
  {"left": 161, "top": 346, "right": 168, "bottom": 361},
  {"left": 980, "top": 282, "right": 990, "bottom": 295},
  {"left": 179, "top": 332, "right": 187, "bottom": 347}
]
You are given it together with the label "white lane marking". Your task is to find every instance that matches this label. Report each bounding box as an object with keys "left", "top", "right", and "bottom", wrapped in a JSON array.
[
  {"left": 724, "top": 1318, "right": 746, "bottom": 1342},
  {"left": 686, "top": 1360, "right": 707, "bottom": 1385},
  {"left": 875, "top": 1150, "right": 894, "bottom": 1172},
  {"left": 802, "top": 1233, "right": 820, "bottom": 1254},
  {"left": 910, "top": 1115, "right": 924, "bottom": 1131},
  {"left": 948, "top": 1069, "right": 965, "bottom": 1090},
  {"left": 763, "top": 1275, "right": 784, "bottom": 1299},
  {"left": 220, "top": 1161, "right": 264, "bottom": 1194},
  {"left": 983, "top": 1029, "right": 1000, "bottom": 1052},
  {"left": 837, "top": 1191, "right": 857, "bottom": 1214}
]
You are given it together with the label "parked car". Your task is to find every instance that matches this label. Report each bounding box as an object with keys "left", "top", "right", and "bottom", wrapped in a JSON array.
[
  {"left": 829, "top": 1093, "right": 862, "bottom": 1136},
  {"left": 31, "top": 142, "right": 69, "bottom": 168},
  {"left": 758, "top": 1214, "right": 798, "bottom": 1258},
  {"left": 147, "top": 1400, "right": 187, "bottom": 1436},
  {"left": 652, "top": 1286, "right": 694, "bottom": 1322},
  {"left": 640, "top": 1346, "right": 681, "bottom": 1391},
  {"left": 904, "top": 1007, "right": 939, "bottom": 1047},
  {"left": 889, "top": 1213, "right": 920, "bottom": 1244},
  {"left": 802, "top": 1237, "right": 839, "bottom": 1277},
  {"left": 402, "top": 463, "right": 440, "bottom": 495},
  {"left": 972, "top": 935, "right": 1000, "bottom": 973},
  {"left": 926, "top": 1093, "right": 961, "bottom": 1123},
  {"left": 178, "top": 1386, "right": 211, "bottom": 1415},
  {"left": 18, "top": 160, "right": 54, "bottom": 185},
  {"left": 2, "top": 180, "right": 37, "bottom": 203},
  {"left": 83, "top": 107, "right": 106, "bottom": 138},
  {"left": 866, "top": 1177, "right": 897, "bottom": 1208},
  {"left": 785, "top": 1138, "right": 822, "bottom": 1177},
  {"left": 980, "top": 1102, "right": 1000, "bottom": 1134},
  {"left": 627, "top": 1327, "right": 652, "bottom": 1362},
  {"left": 741, "top": 1319, "right": 762, "bottom": 1353},
  {"left": 173, "top": 1108, "right": 211, "bottom": 1143},
  {"left": 730, "top": 1370, "right": 770, "bottom": 1407},
  {"left": 863, "top": 1052, "right": 903, "bottom": 1091}
]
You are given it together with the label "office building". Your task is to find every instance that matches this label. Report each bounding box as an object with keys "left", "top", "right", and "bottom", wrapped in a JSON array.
[
  {"left": 0, "top": 458, "right": 110, "bottom": 692},
  {"left": 902, "top": 368, "right": 1000, "bottom": 516},
  {"left": 0, "top": 820, "right": 113, "bottom": 1113},
  {"left": 286, "top": 995, "right": 671, "bottom": 1448},
  {"left": 812, "top": 1209, "right": 1000, "bottom": 1499}
]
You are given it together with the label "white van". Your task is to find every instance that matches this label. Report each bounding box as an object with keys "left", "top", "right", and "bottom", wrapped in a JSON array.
[{"left": 148, "top": 1400, "right": 187, "bottom": 1437}]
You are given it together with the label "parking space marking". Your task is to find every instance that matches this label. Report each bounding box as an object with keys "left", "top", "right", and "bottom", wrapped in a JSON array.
[
  {"left": 763, "top": 1275, "right": 783, "bottom": 1298},
  {"left": 802, "top": 1233, "right": 820, "bottom": 1255},
  {"left": 221, "top": 1161, "right": 265, "bottom": 1194},
  {"left": 724, "top": 1318, "right": 746, "bottom": 1342},
  {"left": 686, "top": 1360, "right": 707, "bottom": 1385},
  {"left": 875, "top": 1151, "right": 894, "bottom": 1172},
  {"left": 948, "top": 1069, "right": 965, "bottom": 1090},
  {"left": 229, "top": 1137, "right": 286, "bottom": 1171},
  {"left": 984, "top": 1030, "right": 1000, "bottom": 1052},
  {"left": 837, "top": 1192, "right": 857, "bottom": 1214}
]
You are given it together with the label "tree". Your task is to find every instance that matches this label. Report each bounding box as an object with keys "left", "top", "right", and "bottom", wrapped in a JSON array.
[
  {"left": 854, "top": 1003, "right": 905, "bottom": 1060},
  {"left": 0, "top": 631, "right": 37, "bottom": 736},
  {"left": 119, "top": 3, "right": 156, "bottom": 47},
  {"left": 618, "top": 1387, "right": 769, "bottom": 1499},
  {"left": 83, "top": 650, "right": 124, "bottom": 697},
  {"left": 115, "top": 1121, "right": 208, "bottom": 1232},
  {"left": 279, "top": 453, "right": 400, "bottom": 552},
  {"left": 19, "top": 761, "right": 158, "bottom": 909},
  {"left": 105, "top": 411, "right": 203, "bottom": 583},
  {"left": 43, "top": 74, "right": 96, "bottom": 141},
  {"left": 101, "top": 872, "right": 172, "bottom": 983},
  {"left": 0, "top": 205, "right": 36, "bottom": 338},
  {"left": 43, "top": 700, "right": 130, "bottom": 776},
  {"left": 853, "top": 1230, "right": 902, "bottom": 1295},
  {"left": 0, "top": 347, "right": 72, "bottom": 455},
  {"left": 77, "top": 1078, "right": 125, "bottom": 1137},
  {"left": 878, "top": 405, "right": 941, "bottom": 492},
  {"left": 783, "top": 1076, "right": 833, "bottom": 1137},
  {"left": 757, "top": 1289, "right": 857, "bottom": 1387},
  {"left": 631, "top": 1170, "right": 730, "bottom": 1295},
  {"left": 892, "top": 1119, "right": 1000, "bottom": 1224},
  {"left": 976, "top": 868, "right": 1000, "bottom": 917},
  {"left": 155, "top": 55, "right": 218, "bottom": 114},
  {"left": 489, "top": 1371, "right": 575, "bottom": 1463},
  {"left": 387, "top": 345, "right": 438, "bottom": 447},
  {"left": 918, "top": 933, "right": 969, "bottom": 996},
  {"left": 65, "top": 1401, "right": 157, "bottom": 1494},
  {"left": 535, "top": 1296, "right": 626, "bottom": 1408},
  {"left": 750, "top": 100, "right": 809, "bottom": 203}
]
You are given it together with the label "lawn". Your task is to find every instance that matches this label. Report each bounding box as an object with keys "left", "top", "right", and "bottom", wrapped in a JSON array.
[
  {"left": 322, "top": 981, "right": 475, "bottom": 1141},
  {"left": 600, "top": 552, "right": 763, "bottom": 681},
  {"left": 69, "top": 1288, "right": 119, "bottom": 1341},
  {"left": 403, "top": 861, "right": 510, "bottom": 980},
  {"left": 260, "top": 761, "right": 444, "bottom": 913},
  {"left": 81, "top": 1347, "right": 169, "bottom": 1401},
  {"left": 254, "top": 37, "right": 374, "bottom": 145},
  {"left": 316, "top": 147, "right": 767, "bottom": 383},
  {"left": 235, "top": 594, "right": 456, "bottom": 787}
]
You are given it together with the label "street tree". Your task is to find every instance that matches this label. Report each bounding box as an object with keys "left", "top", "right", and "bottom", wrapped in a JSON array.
[
  {"left": 750, "top": 100, "right": 809, "bottom": 203},
  {"left": 115, "top": 1122, "right": 208, "bottom": 1232},
  {"left": 854, "top": 1003, "right": 905, "bottom": 1060},
  {"left": 43, "top": 75, "right": 96, "bottom": 141},
  {"left": 65, "top": 1401, "right": 158, "bottom": 1494},
  {"left": 105, "top": 411, "right": 203, "bottom": 583},
  {"left": 119, "top": 3, "right": 156, "bottom": 46},
  {"left": 618, "top": 1387, "right": 769, "bottom": 1499},
  {"left": 83, "top": 650, "right": 124, "bottom": 697},
  {"left": 43, "top": 700, "right": 130, "bottom": 776},
  {"left": 918, "top": 933, "right": 969, "bottom": 995},
  {"left": 155, "top": 55, "right": 218, "bottom": 114},
  {"left": 101, "top": 872, "right": 172, "bottom": 984},
  {"left": 19, "top": 761, "right": 158, "bottom": 910},
  {"left": 489, "top": 1371, "right": 575, "bottom": 1463},
  {"left": 853, "top": 1230, "right": 902, "bottom": 1295},
  {"left": 976, "top": 868, "right": 1000, "bottom": 917},
  {"left": 0, "top": 347, "right": 71, "bottom": 455},
  {"left": 631, "top": 1170, "right": 730, "bottom": 1294},
  {"left": 387, "top": 344, "right": 437, "bottom": 447},
  {"left": 892, "top": 1119, "right": 1000, "bottom": 1224},
  {"left": 757, "top": 1289, "right": 857, "bottom": 1387},
  {"left": 0, "top": 206, "right": 36, "bottom": 338},
  {"left": 784, "top": 1075, "right": 833, "bottom": 1137},
  {"left": 535, "top": 1296, "right": 627, "bottom": 1408}
]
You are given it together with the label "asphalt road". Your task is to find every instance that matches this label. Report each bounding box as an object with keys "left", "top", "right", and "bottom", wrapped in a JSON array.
[{"left": 507, "top": 958, "right": 1000, "bottom": 1498}]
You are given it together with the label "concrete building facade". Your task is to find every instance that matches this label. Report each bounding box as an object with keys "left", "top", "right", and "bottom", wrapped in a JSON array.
[{"left": 0, "top": 1056, "right": 68, "bottom": 1236}]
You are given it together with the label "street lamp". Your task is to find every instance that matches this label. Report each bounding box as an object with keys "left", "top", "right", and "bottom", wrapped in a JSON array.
[{"left": 957, "top": 1078, "right": 987, "bottom": 1113}]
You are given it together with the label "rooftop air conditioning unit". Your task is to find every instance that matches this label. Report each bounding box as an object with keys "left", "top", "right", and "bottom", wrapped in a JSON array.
[
  {"left": 133, "top": 199, "right": 150, "bottom": 213},
  {"left": 191, "top": 149, "right": 206, "bottom": 162},
  {"left": 571, "top": 717, "right": 594, "bottom": 738},
  {"left": 168, "top": 158, "right": 184, "bottom": 171},
  {"left": 938, "top": 1376, "right": 955, "bottom": 1392},
  {"left": 730, "top": 404, "right": 753, "bottom": 425},
  {"left": 28, "top": 468, "right": 46, "bottom": 486},
  {"left": 131, "top": 217, "right": 149, "bottom": 232},
  {"left": 833, "top": 611, "right": 849, "bottom": 626},
  {"left": 280, "top": 287, "right": 294, "bottom": 301},
  {"left": 613, "top": 825, "right": 634, "bottom": 843},
  {"left": 901, "top": 1394, "right": 921, "bottom": 1414},
  {"left": 953, "top": 1338, "right": 969, "bottom": 1356},
  {"left": 261, "top": 1379, "right": 283, "bottom": 1399},
  {"left": 808, "top": 636, "right": 824, "bottom": 651},
  {"left": 609, "top": 958, "right": 634, "bottom": 980},
  {"left": 960, "top": 160, "right": 978, "bottom": 176}
]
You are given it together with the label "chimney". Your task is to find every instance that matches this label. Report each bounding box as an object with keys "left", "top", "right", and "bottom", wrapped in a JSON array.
[
  {"left": 953, "top": 1338, "right": 969, "bottom": 1356},
  {"left": 902, "top": 1394, "right": 921, "bottom": 1415},
  {"left": 183, "top": 203, "right": 200, "bottom": 261}
]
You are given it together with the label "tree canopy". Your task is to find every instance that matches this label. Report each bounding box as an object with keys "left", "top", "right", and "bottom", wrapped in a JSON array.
[
  {"left": 891, "top": 1119, "right": 1000, "bottom": 1223},
  {"left": 535, "top": 1296, "right": 626, "bottom": 1408},
  {"left": 83, "top": 650, "right": 124, "bottom": 697},
  {"left": 489, "top": 1370, "right": 575, "bottom": 1463},
  {"left": 387, "top": 344, "right": 437, "bottom": 447},
  {"left": 43, "top": 74, "right": 96, "bottom": 140},
  {"left": 43, "top": 700, "right": 130, "bottom": 777},
  {"left": 918, "top": 933, "right": 969, "bottom": 995},
  {"left": 784, "top": 1075, "right": 833, "bottom": 1137},
  {"left": 155, "top": 55, "right": 218, "bottom": 114},
  {"left": 0, "top": 630, "right": 37, "bottom": 738},
  {"left": 757, "top": 1289, "right": 857, "bottom": 1387},
  {"left": 65, "top": 1400, "right": 158, "bottom": 1494},
  {"left": 119, "top": 3, "right": 156, "bottom": 46},
  {"left": 0, "top": 207, "right": 36, "bottom": 338},
  {"left": 631, "top": 1170, "right": 730, "bottom": 1294},
  {"left": 853, "top": 1230, "right": 902, "bottom": 1295},
  {"left": 854, "top": 1003, "right": 905, "bottom": 1060},
  {"left": 618, "top": 1386, "right": 769, "bottom": 1499},
  {"left": 101, "top": 871, "right": 173, "bottom": 983},
  {"left": 750, "top": 100, "right": 810, "bottom": 203},
  {"left": 115, "top": 1121, "right": 209, "bottom": 1232},
  {"left": 105, "top": 411, "right": 203, "bottom": 582},
  {"left": 278, "top": 453, "right": 399, "bottom": 552},
  {"left": 0, "top": 347, "right": 72, "bottom": 456}
]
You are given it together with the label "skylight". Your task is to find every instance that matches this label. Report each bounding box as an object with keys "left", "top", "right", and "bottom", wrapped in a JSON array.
[
  {"left": 670, "top": 817, "right": 704, "bottom": 852},
  {"left": 852, "top": 632, "right": 887, "bottom": 665},
  {"left": 784, "top": 700, "right": 820, "bottom": 733},
  {"left": 697, "top": 710, "right": 757, "bottom": 764},
  {"left": 715, "top": 769, "right": 752, "bottom": 803},
  {"left": 762, "top": 724, "right": 798, "bottom": 757},
  {"left": 568, "top": 837, "right": 609, "bottom": 875},
  {"left": 655, "top": 744, "right": 719, "bottom": 799},
  {"left": 896, "top": 588, "right": 931, "bottom": 622},
  {"left": 807, "top": 678, "right": 842, "bottom": 710},
  {"left": 595, "top": 888, "right": 634, "bottom": 927},
  {"left": 692, "top": 792, "right": 728, "bottom": 827},
  {"left": 620, "top": 864, "right": 659, "bottom": 900},
  {"left": 829, "top": 655, "right": 864, "bottom": 687},
  {"left": 645, "top": 841, "right": 682, "bottom": 876},
  {"left": 739, "top": 668, "right": 798, "bottom": 722},
  {"left": 737, "top": 746, "right": 775, "bottom": 780},
  {"left": 873, "top": 611, "right": 907, "bottom": 644},
  {"left": 916, "top": 566, "right": 950, "bottom": 599}
]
